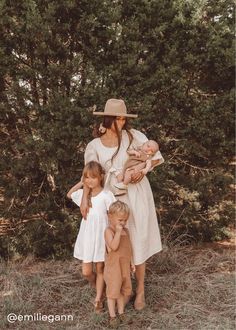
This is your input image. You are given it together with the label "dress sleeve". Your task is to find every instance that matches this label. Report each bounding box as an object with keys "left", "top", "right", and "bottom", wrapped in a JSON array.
[
  {"left": 71, "top": 189, "right": 83, "bottom": 207},
  {"left": 130, "top": 129, "right": 148, "bottom": 147},
  {"left": 84, "top": 141, "right": 99, "bottom": 164},
  {"left": 151, "top": 150, "right": 164, "bottom": 164},
  {"left": 104, "top": 191, "right": 116, "bottom": 211}
]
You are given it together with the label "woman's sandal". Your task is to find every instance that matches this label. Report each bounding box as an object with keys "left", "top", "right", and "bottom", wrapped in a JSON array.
[
  {"left": 134, "top": 293, "right": 146, "bottom": 311},
  {"left": 118, "top": 313, "right": 130, "bottom": 323}
]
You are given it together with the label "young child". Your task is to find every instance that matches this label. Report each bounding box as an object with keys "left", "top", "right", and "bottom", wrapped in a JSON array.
[
  {"left": 114, "top": 139, "right": 159, "bottom": 191},
  {"left": 67, "top": 161, "right": 116, "bottom": 313},
  {"left": 104, "top": 201, "right": 135, "bottom": 326}
]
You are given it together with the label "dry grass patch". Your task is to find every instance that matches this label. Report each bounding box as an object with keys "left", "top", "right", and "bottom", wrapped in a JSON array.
[{"left": 0, "top": 244, "right": 235, "bottom": 329}]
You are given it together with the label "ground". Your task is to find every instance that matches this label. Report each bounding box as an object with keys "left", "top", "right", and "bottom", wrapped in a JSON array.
[{"left": 0, "top": 236, "right": 235, "bottom": 330}]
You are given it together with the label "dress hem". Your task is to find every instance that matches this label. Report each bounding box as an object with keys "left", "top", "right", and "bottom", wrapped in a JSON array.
[
  {"left": 134, "top": 247, "right": 162, "bottom": 266},
  {"left": 74, "top": 255, "right": 105, "bottom": 263}
]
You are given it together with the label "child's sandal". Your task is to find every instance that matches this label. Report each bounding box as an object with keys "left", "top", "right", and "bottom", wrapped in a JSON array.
[
  {"left": 118, "top": 313, "right": 131, "bottom": 323},
  {"left": 93, "top": 300, "right": 104, "bottom": 314},
  {"left": 109, "top": 317, "right": 120, "bottom": 328}
]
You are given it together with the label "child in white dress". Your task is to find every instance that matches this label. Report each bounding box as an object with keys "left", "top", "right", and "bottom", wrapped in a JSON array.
[{"left": 67, "top": 161, "right": 116, "bottom": 313}]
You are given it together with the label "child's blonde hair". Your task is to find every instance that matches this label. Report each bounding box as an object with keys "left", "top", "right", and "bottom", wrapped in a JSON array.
[
  {"left": 82, "top": 161, "right": 105, "bottom": 187},
  {"left": 108, "top": 201, "right": 130, "bottom": 216}
]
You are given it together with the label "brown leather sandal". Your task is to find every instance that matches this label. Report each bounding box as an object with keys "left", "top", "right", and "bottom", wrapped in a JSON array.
[
  {"left": 93, "top": 300, "right": 104, "bottom": 314},
  {"left": 109, "top": 316, "right": 120, "bottom": 328}
]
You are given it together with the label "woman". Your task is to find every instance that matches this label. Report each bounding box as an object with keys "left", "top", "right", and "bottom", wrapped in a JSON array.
[{"left": 80, "top": 99, "right": 164, "bottom": 310}]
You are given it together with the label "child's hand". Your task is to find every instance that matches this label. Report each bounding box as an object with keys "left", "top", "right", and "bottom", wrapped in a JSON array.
[
  {"left": 115, "top": 224, "right": 123, "bottom": 233},
  {"left": 134, "top": 151, "right": 141, "bottom": 157},
  {"left": 131, "top": 264, "right": 136, "bottom": 276},
  {"left": 127, "top": 149, "right": 141, "bottom": 157}
]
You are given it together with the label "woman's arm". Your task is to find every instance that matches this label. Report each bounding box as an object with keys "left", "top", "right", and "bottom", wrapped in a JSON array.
[
  {"left": 80, "top": 184, "right": 90, "bottom": 219},
  {"left": 83, "top": 141, "right": 99, "bottom": 218},
  {"left": 67, "top": 181, "right": 83, "bottom": 199}
]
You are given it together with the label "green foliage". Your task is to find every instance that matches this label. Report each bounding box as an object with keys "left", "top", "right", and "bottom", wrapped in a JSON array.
[{"left": 0, "top": 0, "right": 234, "bottom": 259}]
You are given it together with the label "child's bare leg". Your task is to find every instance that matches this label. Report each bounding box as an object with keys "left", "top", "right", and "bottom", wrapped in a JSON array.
[
  {"left": 95, "top": 262, "right": 105, "bottom": 302},
  {"left": 123, "top": 169, "right": 135, "bottom": 185},
  {"left": 107, "top": 298, "right": 116, "bottom": 318},
  {"left": 117, "top": 294, "right": 125, "bottom": 315},
  {"left": 82, "top": 262, "right": 96, "bottom": 288}
]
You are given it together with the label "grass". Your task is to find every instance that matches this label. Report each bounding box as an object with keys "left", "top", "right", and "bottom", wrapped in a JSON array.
[{"left": 0, "top": 242, "right": 235, "bottom": 330}]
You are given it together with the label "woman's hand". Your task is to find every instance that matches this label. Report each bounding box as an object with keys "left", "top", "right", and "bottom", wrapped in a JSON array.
[{"left": 130, "top": 171, "right": 144, "bottom": 183}]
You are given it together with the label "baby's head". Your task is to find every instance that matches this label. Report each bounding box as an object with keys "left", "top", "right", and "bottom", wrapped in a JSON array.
[
  {"left": 108, "top": 201, "right": 130, "bottom": 228},
  {"left": 141, "top": 140, "right": 159, "bottom": 155}
]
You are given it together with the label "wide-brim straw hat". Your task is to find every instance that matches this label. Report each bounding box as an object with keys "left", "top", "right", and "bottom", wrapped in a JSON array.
[{"left": 93, "top": 99, "right": 138, "bottom": 118}]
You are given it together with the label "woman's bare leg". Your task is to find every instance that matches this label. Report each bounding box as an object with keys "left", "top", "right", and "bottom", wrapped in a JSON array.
[
  {"left": 134, "top": 262, "right": 146, "bottom": 310},
  {"left": 82, "top": 262, "right": 96, "bottom": 288},
  {"left": 95, "top": 262, "right": 105, "bottom": 302}
]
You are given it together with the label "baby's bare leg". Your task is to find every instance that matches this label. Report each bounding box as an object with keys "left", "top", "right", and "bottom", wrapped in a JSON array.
[
  {"left": 123, "top": 164, "right": 146, "bottom": 185},
  {"left": 123, "top": 169, "right": 135, "bottom": 185}
]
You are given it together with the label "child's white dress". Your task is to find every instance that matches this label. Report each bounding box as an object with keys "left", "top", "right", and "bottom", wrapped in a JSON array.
[{"left": 71, "top": 189, "right": 116, "bottom": 262}]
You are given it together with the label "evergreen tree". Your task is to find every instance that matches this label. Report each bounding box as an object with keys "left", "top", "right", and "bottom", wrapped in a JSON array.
[{"left": 0, "top": 0, "right": 234, "bottom": 259}]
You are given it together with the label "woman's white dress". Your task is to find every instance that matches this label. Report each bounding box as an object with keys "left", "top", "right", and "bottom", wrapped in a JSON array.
[
  {"left": 84, "top": 129, "right": 164, "bottom": 265},
  {"left": 71, "top": 189, "right": 115, "bottom": 262}
]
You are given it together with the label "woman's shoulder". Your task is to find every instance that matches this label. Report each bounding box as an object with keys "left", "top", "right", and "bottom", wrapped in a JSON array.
[
  {"left": 86, "top": 138, "right": 100, "bottom": 147},
  {"left": 128, "top": 128, "right": 148, "bottom": 144}
]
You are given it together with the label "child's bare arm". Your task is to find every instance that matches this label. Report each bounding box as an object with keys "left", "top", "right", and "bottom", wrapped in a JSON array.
[
  {"left": 142, "top": 158, "right": 162, "bottom": 174},
  {"left": 67, "top": 180, "right": 83, "bottom": 199},
  {"left": 104, "top": 227, "right": 122, "bottom": 251},
  {"left": 141, "top": 160, "right": 153, "bottom": 175},
  {"left": 127, "top": 149, "right": 141, "bottom": 157}
]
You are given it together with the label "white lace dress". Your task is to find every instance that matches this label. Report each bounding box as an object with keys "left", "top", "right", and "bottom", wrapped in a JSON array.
[
  {"left": 71, "top": 189, "right": 116, "bottom": 262},
  {"left": 84, "top": 129, "right": 164, "bottom": 265}
]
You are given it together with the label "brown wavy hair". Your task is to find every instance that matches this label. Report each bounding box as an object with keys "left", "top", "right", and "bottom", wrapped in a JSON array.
[
  {"left": 93, "top": 116, "right": 134, "bottom": 164},
  {"left": 82, "top": 161, "right": 105, "bottom": 207}
]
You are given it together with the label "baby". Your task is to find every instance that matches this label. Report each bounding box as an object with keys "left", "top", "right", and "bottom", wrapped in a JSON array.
[{"left": 114, "top": 140, "right": 159, "bottom": 191}]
